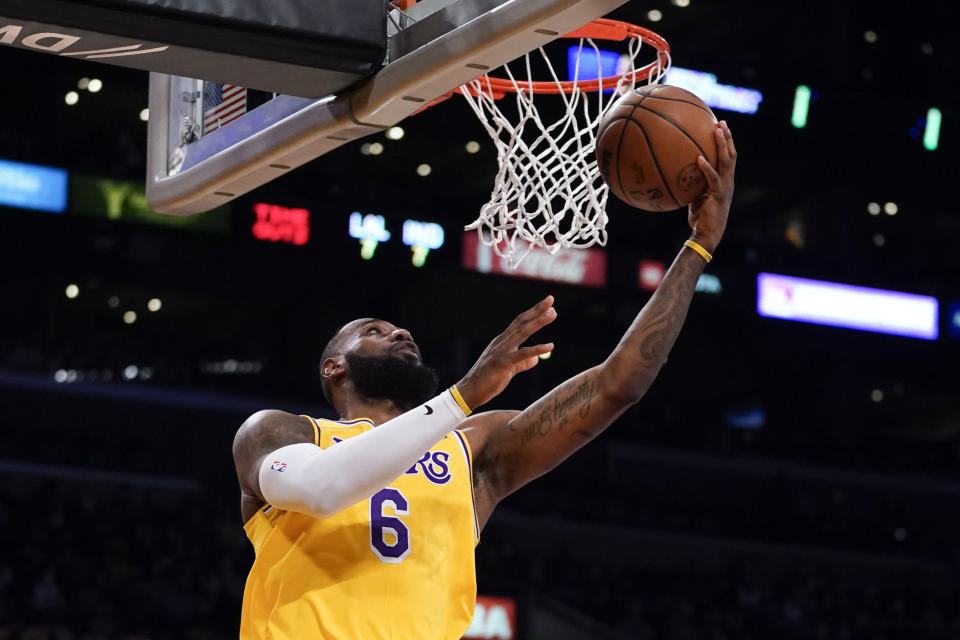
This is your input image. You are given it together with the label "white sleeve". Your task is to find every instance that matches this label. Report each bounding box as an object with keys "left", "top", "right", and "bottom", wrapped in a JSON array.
[{"left": 258, "top": 388, "right": 469, "bottom": 518}]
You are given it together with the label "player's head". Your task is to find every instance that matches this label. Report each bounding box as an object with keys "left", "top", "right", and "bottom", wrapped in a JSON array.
[{"left": 320, "top": 318, "right": 440, "bottom": 413}]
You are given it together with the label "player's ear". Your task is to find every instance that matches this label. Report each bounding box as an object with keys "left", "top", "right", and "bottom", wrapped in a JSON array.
[{"left": 320, "top": 356, "right": 346, "bottom": 384}]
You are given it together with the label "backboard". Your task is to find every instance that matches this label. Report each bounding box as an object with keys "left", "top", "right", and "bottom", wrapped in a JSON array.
[{"left": 146, "top": 0, "right": 630, "bottom": 215}]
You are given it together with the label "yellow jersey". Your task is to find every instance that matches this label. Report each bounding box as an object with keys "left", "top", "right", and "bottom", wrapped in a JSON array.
[{"left": 240, "top": 417, "right": 480, "bottom": 639}]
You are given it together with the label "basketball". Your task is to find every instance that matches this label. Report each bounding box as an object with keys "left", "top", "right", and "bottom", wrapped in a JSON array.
[{"left": 596, "top": 84, "right": 719, "bottom": 211}]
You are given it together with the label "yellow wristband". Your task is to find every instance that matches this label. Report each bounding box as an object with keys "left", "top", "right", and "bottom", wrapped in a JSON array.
[
  {"left": 449, "top": 385, "right": 472, "bottom": 416},
  {"left": 684, "top": 240, "right": 713, "bottom": 263}
]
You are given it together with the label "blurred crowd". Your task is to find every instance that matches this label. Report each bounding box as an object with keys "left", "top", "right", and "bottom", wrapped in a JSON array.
[
  {"left": 0, "top": 477, "right": 245, "bottom": 639},
  {"left": 3, "top": 464, "right": 958, "bottom": 639},
  {"left": 560, "top": 556, "right": 954, "bottom": 640}
]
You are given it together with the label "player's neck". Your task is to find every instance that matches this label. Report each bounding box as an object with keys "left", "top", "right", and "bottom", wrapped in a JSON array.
[{"left": 338, "top": 396, "right": 406, "bottom": 426}]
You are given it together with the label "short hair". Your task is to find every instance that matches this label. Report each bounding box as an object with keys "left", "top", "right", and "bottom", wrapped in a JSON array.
[{"left": 319, "top": 325, "right": 349, "bottom": 406}]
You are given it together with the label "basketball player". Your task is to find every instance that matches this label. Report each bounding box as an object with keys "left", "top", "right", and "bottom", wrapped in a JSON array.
[{"left": 233, "top": 122, "right": 736, "bottom": 639}]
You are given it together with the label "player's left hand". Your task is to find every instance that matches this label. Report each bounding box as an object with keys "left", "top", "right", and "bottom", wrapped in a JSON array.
[
  {"left": 688, "top": 120, "right": 736, "bottom": 253},
  {"left": 455, "top": 296, "right": 557, "bottom": 411}
]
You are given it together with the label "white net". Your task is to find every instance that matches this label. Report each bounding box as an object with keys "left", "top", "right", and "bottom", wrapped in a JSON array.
[{"left": 460, "top": 30, "right": 668, "bottom": 266}]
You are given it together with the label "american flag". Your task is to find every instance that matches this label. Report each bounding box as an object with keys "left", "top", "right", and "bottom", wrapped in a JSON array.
[{"left": 203, "top": 83, "right": 247, "bottom": 134}]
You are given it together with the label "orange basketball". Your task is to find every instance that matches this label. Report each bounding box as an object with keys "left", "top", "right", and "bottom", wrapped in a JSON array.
[{"left": 596, "top": 84, "right": 719, "bottom": 211}]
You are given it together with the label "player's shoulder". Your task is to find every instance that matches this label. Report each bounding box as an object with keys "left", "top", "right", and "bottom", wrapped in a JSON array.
[
  {"left": 232, "top": 409, "right": 314, "bottom": 460},
  {"left": 457, "top": 409, "right": 520, "bottom": 453},
  {"left": 236, "top": 408, "right": 300, "bottom": 436}
]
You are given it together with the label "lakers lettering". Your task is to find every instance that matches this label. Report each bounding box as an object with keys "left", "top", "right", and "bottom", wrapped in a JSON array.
[{"left": 405, "top": 450, "right": 452, "bottom": 485}]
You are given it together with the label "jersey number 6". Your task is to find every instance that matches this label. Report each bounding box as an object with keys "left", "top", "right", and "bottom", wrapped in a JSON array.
[{"left": 370, "top": 488, "right": 410, "bottom": 563}]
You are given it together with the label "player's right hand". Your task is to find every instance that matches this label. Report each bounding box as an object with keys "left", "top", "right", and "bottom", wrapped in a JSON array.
[
  {"left": 688, "top": 120, "right": 736, "bottom": 253},
  {"left": 455, "top": 296, "right": 557, "bottom": 411}
]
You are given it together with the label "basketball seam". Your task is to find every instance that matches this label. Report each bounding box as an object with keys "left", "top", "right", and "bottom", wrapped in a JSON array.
[
  {"left": 633, "top": 122, "right": 681, "bottom": 210},
  {"left": 636, "top": 86, "right": 681, "bottom": 210},
  {"left": 614, "top": 119, "right": 631, "bottom": 201},
  {"left": 599, "top": 87, "right": 651, "bottom": 138},
  {"left": 632, "top": 104, "right": 713, "bottom": 168},
  {"left": 639, "top": 94, "right": 714, "bottom": 115},
  {"left": 613, "top": 94, "right": 649, "bottom": 203},
  {"left": 599, "top": 116, "right": 638, "bottom": 127}
]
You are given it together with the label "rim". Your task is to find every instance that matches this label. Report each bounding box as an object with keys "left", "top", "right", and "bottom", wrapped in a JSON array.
[{"left": 463, "top": 19, "right": 670, "bottom": 97}]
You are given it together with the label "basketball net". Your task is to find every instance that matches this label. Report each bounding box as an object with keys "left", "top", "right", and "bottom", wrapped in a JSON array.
[{"left": 459, "top": 24, "right": 669, "bottom": 266}]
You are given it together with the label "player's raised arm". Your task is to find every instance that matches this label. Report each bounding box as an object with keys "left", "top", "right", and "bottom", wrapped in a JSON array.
[
  {"left": 231, "top": 297, "right": 558, "bottom": 524},
  {"left": 464, "top": 122, "right": 736, "bottom": 518}
]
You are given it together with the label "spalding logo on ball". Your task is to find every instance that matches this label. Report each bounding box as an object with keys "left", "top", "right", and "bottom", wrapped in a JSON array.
[{"left": 596, "top": 84, "right": 719, "bottom": 212}]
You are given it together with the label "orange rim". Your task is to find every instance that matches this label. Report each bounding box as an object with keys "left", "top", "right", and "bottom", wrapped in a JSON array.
[
  {"left": 462, "top": 19, "right": 669, "bottom": 96},
  {"left": 412, "top": 19, "right": 669, "bottom": 113}
]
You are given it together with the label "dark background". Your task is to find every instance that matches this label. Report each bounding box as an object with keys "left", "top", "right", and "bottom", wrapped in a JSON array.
[{"left": 1, "top": 0, "right": 959, "bottom": 638}]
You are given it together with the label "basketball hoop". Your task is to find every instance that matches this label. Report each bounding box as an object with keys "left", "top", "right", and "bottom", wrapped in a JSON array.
[{"left": 445, "top": 19, "right": 670, "bottom": 266}]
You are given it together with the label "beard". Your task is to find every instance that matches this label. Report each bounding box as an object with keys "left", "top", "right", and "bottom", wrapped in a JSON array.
[{"left": 344, "top": 351, "right": 440, "bottom": 411}]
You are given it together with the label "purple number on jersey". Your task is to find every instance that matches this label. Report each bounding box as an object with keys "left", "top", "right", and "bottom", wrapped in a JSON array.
[{"left": 370, "top": 488, "right": 410, "bottom": 563}]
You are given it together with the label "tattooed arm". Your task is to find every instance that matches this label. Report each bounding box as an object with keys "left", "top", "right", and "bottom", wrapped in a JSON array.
[{"left": 464, "top": 121, "right": 736, "bottom": 529}]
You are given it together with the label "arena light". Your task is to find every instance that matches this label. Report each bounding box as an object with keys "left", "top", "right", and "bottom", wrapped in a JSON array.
[
  {"left": 88, "top": 78, "right": 103, "bottom": 93},
  {"left": 385, "top": 126, "right": 404, "bottom": 140},
  {"left": 695, "top": 273, "right": 722, "bottom": 294},
  {"left": 69, "top": 175, "right": 230, "bottom": 233},
  {"left": 637, "top": 260, "right": 666, "bottom": 291},
  {"left": 64, "top": 91, "right": 79, "bottom": 105},
  {"left": 646, "top": 9, "right": 662, "bottom": 21},
  {"left": 147, "top": 298, "right": 162, "bottom": 312},
  {"left": 791, "top": 85, "right": 811, "bottom": 128},
  {"left": 416, "top": 163, "right": 432, "bottom": 177},
  {"left": 402, "top": 219, "right": 445, "bottom": 267},
  {"left": 565, "top": 53, "right": 762, "bottom": 114},
  {"left": 757, "top": 273, "right": 938, "bottom": 340},
  {"left": 349, "top": 212, "right": 391, "bottom": 260},
  {"left": 65, "top": 284, "right": 79, "bottom": 299},
  {"left": 464, "top": 596, "right": 516, "bottom": 640},
  {"left": 200, "top": 359, "right": 263, "bottom": 375},
  {"left": 723, "top": 406, "right": 765, "bottom": 429},
  {"left": 464, "top": 232, "right": 607, "bottom": 287},
  {"left": 923, "top": 107, "right": 941, "bottom": 151},
  {"left": 566, "top": 46, "right": 620, "bottom": 85},
  {"left": 948, "top": 302, "right": 960, "bottom": 338},
  {"left": 0, "top": 158, "right": 68, "bottom": 213},
  {"left": 664, "top": 67, "right": 763, "bottom": 114},
  {"left": 465, "top": 141, "right": 481, "bottom": 154},
  {"left": 251, "top": 203, "right": 310, "bottom": 246},
  {"left": 140, "top": 108, "right": 149, "bottom": 122},
  {"left": 123, "top": 310, "right": 137, "bottom": 324}
]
